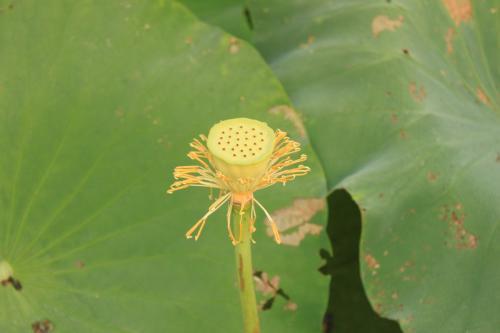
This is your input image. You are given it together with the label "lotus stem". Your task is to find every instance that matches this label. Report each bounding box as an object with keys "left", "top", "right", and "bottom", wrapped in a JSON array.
[{"left": 233, "top": 204, "right": 260, "bottom": 333}]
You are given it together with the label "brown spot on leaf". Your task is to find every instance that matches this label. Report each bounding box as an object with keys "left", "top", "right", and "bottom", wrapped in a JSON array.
[
  {"left": 392, "top": 292, "right": 399, "bottom": 300},
  {"left": 440, "top": 204, "right": 478, "bottom": 249},
  {"left": 281, "top": 223, "right": 322, "bottom": 246},
  {"left": 185, "top": 36, "right": 193, "bottom": 45},
  {"left": 371, "top": 15, "right": 404, "bottom": 37},
  {"left": 364, "top": 254, "right": 380, "bottom": 273},
  {"left": 496, "top": 153, "right": 500, "bottom": 163},
  {"left": 75, "top": 260, "right": 85, "bottom": 269},
  {"left": 266, "top": 198, "right": 324, "bottom": 246},
  {"left": 409, "top": 82, "right": 426, "bottom": 102},
  {"left": 466, "top": 234, "right": 478, "bottom": 249},
  {"left": 442, "top": 0, "right": 472, "bottom": 26},
  {"left": 32, "top": 320, "right": 54, "bottom": 333},
  {"left": 399, "top": 129, "right": 408, "bottom": 139},
  {"left": 268, "top": 105, "right": 307, "bottom": 138},
  {"left": 476, "top": 87, "right": 491, "bottom": 107},
  {"left": 427, "top": 171, "right": 439, "bottom": 182},
  {"left": 391, "top": 113, "right": 399, "bottom": 124},
  {"left": 228, "top": 37, "right": 240, "bottom": 54},
  {"left": 284, "top": 301, "right": 298, "bottom": 311},
  {"left": 445, "top": 28, "right": 455, "bottom": 54}
]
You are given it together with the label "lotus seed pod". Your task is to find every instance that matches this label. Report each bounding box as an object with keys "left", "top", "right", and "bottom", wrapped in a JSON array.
[
  {"left": 168, "top": 117, "right": 310, "bottom": 243},
  {"left": 207, "top": 118, "right": 275, "bottom": 193}
]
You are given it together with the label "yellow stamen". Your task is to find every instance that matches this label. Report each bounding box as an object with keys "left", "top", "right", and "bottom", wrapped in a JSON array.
[
  {"left": 227, "top": 199, "right": 237, "bottom": 245},
  {"left": 238, "top": 204, "right": 244, "bottom": 244},
  {"left": 249, "top": 199, "right": 257, "bottom": 244},
  {"left": 253, "top": 197, "right": 281, "bottom": 244},
  {"left": 185, "top": 193, "right": 231, "bottom": 240}
]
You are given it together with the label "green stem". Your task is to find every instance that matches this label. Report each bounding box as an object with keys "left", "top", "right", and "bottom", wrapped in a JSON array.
[{"left": 233, "top": 206, "right": 260, "bottom": 333}]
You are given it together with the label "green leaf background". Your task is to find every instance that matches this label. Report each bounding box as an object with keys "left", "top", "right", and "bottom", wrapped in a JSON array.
[{"left": 1, "top": 0, "right": 498, "bottom": 332}]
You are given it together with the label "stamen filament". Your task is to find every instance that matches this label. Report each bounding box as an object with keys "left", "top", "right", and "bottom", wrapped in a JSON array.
[
  {"left": 253, "top": 197, "right": 281, "bottom": 244},
  {"left": 227, "top": 199, "right": 237, "bottom": 245},
  {"left": 185, "top": 193, "right": 231, "bottom": 239}
]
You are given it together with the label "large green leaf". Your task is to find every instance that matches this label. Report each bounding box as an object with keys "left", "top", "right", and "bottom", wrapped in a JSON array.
[
  {"left": 0, "top": 1, "right": 328, "bottom": 332},
  {"left": 247, "top": 0, "right": 500, "bottom": 332}
]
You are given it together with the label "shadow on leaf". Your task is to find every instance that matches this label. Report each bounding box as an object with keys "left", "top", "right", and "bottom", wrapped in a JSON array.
[{"left": 321, "top": 189, "right": 402, "bottom": 333}]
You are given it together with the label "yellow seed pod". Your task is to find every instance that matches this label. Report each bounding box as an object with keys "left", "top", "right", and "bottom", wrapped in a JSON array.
[
  {"left": 207, "top": 118, "right": 275, "bottom": 193},
  {"left": 0, "top": 261, "right": 13, "bottom": 281}
]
